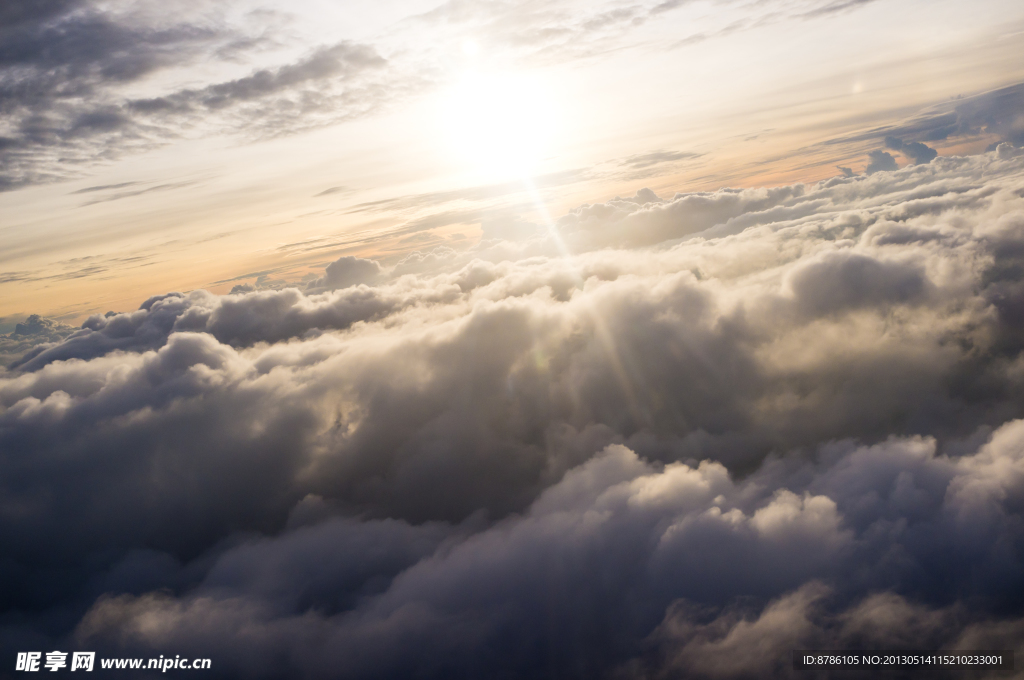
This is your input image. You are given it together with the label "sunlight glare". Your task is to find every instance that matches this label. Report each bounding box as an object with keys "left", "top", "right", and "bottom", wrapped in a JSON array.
[{"left": 437, "top": 70, "right": 559, "bottom": 180}]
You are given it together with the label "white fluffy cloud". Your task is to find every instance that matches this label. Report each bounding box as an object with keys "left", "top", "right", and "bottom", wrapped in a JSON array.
[{"left": 3, "top": 149, "right": 1024, "bottom": 677}]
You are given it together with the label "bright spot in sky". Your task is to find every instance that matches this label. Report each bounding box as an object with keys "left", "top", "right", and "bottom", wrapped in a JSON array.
[{"left": 437, "top": 70, "right": 560, "bottom": 180}]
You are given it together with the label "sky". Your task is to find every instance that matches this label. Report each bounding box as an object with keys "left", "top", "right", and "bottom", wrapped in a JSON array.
[
  {"left": 2, "top": 0, "right": 1024, "bottom": 325},
  {"left": 3, "top": 0, "right": 1024, "bottom": 678}
]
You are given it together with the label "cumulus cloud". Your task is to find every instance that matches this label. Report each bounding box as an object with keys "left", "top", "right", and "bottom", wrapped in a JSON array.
[
  {"left": 633, "top": 581, "right": 1024, "bottom": 679},
  {"left": 70, "top": 426, "right": 1024, "bottom": 677},
  {"left": 3, "top": 150, "right": 1024, "bottom": 676},
  {"left": 306, "top": 256, "right": 383, "bottom": 292},
  {"left": 0, "top": 314, "right": 75, "bottom": 366},
  {"left": 914, "top": 83, "right": 1024, "bottom": 147},
  {"left": 824, "top": 83, "right": 1024, "bottom": 160},
  {"left": 865, "top": 149, "right": 898, "bottom": 174},
  {"left": 886, "top": 136, "right": 939, "bottom": 165}
]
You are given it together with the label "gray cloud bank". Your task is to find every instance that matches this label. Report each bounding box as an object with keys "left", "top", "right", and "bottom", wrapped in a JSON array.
[
  {"left": 3, "top": 149, "right": 1024, "bottom": 677},
  {"left": 0, "top": 314, "right": 75, "bottom": 366},
  {"left": 0, "top": 1, "right": 407, "bottom": 190},
  {"left": 825, "top": 82, "right": 1024, "bottom": 165}
]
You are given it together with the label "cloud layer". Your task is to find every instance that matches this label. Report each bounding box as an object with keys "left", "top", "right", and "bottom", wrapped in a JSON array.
[
  {"left": 2, "top": 150, "right": 1024, "bottom": 677},
  {"left": 0, "top": 0, "right": 939, "bottom": 191},
  {"left": 0, "top": 1, "right": 411, "bottom": 189}
]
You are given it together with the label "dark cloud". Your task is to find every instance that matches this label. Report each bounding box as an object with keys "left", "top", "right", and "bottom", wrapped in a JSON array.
[
  {"left": 3, "top": 143, "right": 1024, "bottom": 678},
  {"left": 0, "top": 314, "right": 76, "bottom": 366},
  {"left": 9, "top": 284, "right": 424, "bottom": 371},
  {"left": 126, "top": 41, "right": 391, "bottom": 139},
  {"left": 70, "top": 426, "right": 1024, "bottom": 678},
  {"left": 865, "top": 149, "right": 897, "bottom": 174},
  {"left": 0, "top": 2, "right": 409, "bottom": 191},
  {"left": 0, "top": 2, "right": 245, "bottom": 189},
  {"left": 891, "top": 83, "right": 1024, "bottom": 147},
  {"left": 633, "top": 582, "right": 1021, "bottom": 679},
  {"left": 824, "top": 82, "right": 1024, "bottom": 154},
  {"left": 954, "top": 82, "right": 1024, "bottom": 147},
  {"left": 885, "top": 135, "right": 939, "bottom": 165},
  {"left": 0, "top": 0, "right": 84, "bottom": 28}
]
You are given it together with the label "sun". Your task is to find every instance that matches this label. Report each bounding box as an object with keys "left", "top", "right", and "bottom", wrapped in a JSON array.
[{"left": 437, "top": 68, "right": 559, "bottom": 181}]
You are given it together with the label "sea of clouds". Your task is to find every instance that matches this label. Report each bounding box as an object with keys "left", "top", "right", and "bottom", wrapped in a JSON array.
[{"left": 3, "top": 147, "right": 1024, "bottom": 678}]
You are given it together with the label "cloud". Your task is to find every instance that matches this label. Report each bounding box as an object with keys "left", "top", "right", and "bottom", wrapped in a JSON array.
[
  {"left": 69, "top": 181, "right": 143, "bottom": 195},
  {"left": 306, "top": 256, "right": 383, "bottom": 292},
  {"left": 885, "top": 136, "right": 939, "bottom": 165},
  {"left": 633, "top": 581, "right": 1019, "bottom": 679},
  {"left": 77, "top": 180, "right": 202, "bottom": 206},
  {"left": 409, "top": 0, "right": 882, "bottom": 68},
  {"left": 9, "top": 284, "right": 422, "bottom": 370},
  {"left": 0, "top": 314, "right": 76, "bottom": 367},
  {"left": 314, "top": 186, "right": 350, "bottom": 198},
  {"left": 3, "top": 150, "right": 1024, "bottom": 676},
  {"left": 71, "top": 425, "right": 1024, "bottom": 677},
  {"left": 798, "top": 0, "right": 879, "bottom": 18},
  {"left": 996, "top": 142, "right": 1022, "bottom": 160},
  {"left": 0, "top": 2, "right": 251, "bottom": 189},
  {"left": 784, "top": 250, "right": 931, "bottom": 317},
  {"left": 0, "top": 2, "right": 412, "bottom": 191},
  {"left": 0, "top": 0, "right": 894, "bottom": 191},
  {"left": 127, "top": 41, "right": 393, "bottom": 139},
  {"left": 614, "top": 150, "right": 705, "bottom": 180},
  {"left": 824, "top": 82, "right": 1024, "bottom": 153},
  {"left": 620, "top": 151, "right": 703, "bottom": 170},
  {"left": 865, "top": 149, "right": 898, "bottom": 174}
]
